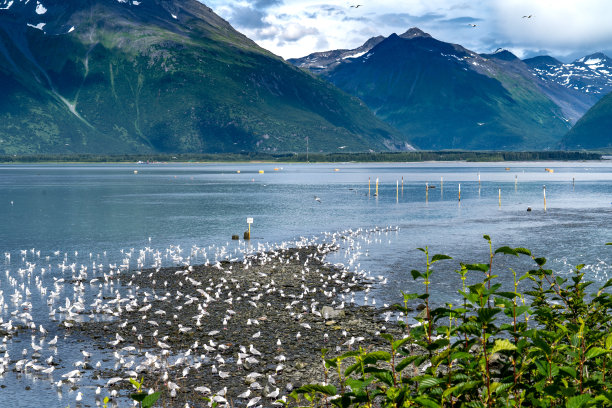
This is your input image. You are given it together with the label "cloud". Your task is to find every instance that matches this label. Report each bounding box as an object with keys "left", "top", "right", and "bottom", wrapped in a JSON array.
[
  {"left": 253, "top": 0, "right": 283, "bottom": 8},
  {"left": 279, "top": 23, "right": 319, "bottom": 42},
  {"left": 229, "top": 6, "right": 269, "bottom": 29},
  {"left": 492, "top": 0, "right": 612, "bottom": 56}
]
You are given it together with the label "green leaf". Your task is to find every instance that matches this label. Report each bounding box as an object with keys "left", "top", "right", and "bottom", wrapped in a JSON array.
[
  {"left": 296, "top": 384, "right": 337, "bottom": 396},
  {"left": 559, "top": 366, "right": 577, "bottom": 379},
  {"left": 566, "top": 394, "right": 592, "bottom": 408},
  {"left": 495, "top": 246, "right": 518, "bottom": 256},
  {"left": 331, "top": 395, "right": 352, "bottom": 408},
  {"left": 515, "top": 247, "right": 532, "bottom": 256},
  {"left": 585, "top": 347, "right": 609, "bottom": 360},
  {"left": 396, "top": 355, "right": 419, "bottom": 372},
  {"left": 141, "top": 392, "right": 161, "bottom": 408},
  {"left": 418, "top": 377, "right": 445, "bottom": 390},
  {"left": 131, "top": 393, "right": 148, "bottom": 403},
  {"left": 491, "top": 339, "right": 517, "bottom": 354},
  {"left": 431, "top": 254, "right": 452, "bottom": 263},
  {"left": 411, "top": 270, "right": 423, "bottom": 280},
  {"left": 414, "top": 396, "right": 441, "bottom": 408},
  {"left": 606, "top": 243, "right": 612, "bottom": 246},
  {"left": 338, "top": 351, "right": 361, "bottom": 360},
  {"left": 465, "top": 263, "right": 489, "bottom": 272},
  {"left": 129, "top": 378, "right": 141, "bottom": 390},
  {"left": 606, "top": 333, "right": 612, "bottom": 350},
  {"left": 392, "top": 337, "right": 411, "bottom": 350},
  {"left": 363, "top": 351, "right": 391, "bottom": 364},
  {"left": 534, "top": 257, "right": 547, "bottom": 266},
  {"left": 483, "top": 234, "right": 491, "bottom": 241}
]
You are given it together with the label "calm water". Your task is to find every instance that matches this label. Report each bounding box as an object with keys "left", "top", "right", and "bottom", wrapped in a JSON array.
[{"left": 1, "top": 161, "right": 611, "bottom": 407}]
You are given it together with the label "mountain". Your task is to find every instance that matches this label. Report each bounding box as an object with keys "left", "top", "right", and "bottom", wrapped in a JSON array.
[
  {"left": 524, "top": 52, "right": 612, "bottom": 98},
  {"left": 288, "top": 35, "right": 385, "bottom": 75},
  {"left": 0, "top": 0, "right": 409, "bottom": 154},
  {"left": 560, "top": 91, "right": 612, "bottom": 149},
  {"left": 292, "top": 28, "right": 570, "bottom": 150}
]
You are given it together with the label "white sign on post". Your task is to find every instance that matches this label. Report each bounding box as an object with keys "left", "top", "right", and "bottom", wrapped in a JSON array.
[{"left": 247, "top": 218, "right": 253, "bottom": 224}]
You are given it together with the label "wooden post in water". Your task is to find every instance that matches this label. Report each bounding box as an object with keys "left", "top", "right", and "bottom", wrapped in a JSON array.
[
  {"left": 458, "top": 183, "right": 461, "bottom": 203},
  {"left": 401, "top": 176, "right": 404, "bottom": 194},
  {"left": 375, "top": 178, "right": 379, "bottom": 197},
  {"left": 498, "top": 188, "right": 501, "bottom": 208},
  {"left": 543, "top": 185, "right": 547, "bottom": 212},
  {"left": 572, "top": 177, "right": 575, "bottom": 190}
]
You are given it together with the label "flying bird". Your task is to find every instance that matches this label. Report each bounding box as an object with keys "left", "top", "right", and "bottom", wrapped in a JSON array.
[
  {"left": 522, "top": 15, "right": 533, "bottom": 18},
  {"left": 314, "top": 196, "right": 321, "bottom": 203},
  {"left": 350, "top": 4, "right": 363, "bottom": 8},
  {"left": 468, "top": 23, "right": 477, "bottom": 27}
]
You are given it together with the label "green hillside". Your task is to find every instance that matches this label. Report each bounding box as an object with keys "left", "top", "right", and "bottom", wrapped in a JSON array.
[
  {"left": 0, "top": 0, "right": 406, "bottom": 154},
  {"left": 561, "top": 91, "right": 612, "bottom": 149}
]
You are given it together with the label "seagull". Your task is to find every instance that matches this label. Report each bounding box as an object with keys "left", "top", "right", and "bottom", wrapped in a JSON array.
[
  {"left": 468, "top": 23, "right": 477, "bottom": 27},
  {"left": 350, "top": 4, "right": 362, "bottom": 8},
  {"left": 522, "top": 14, "right": 533, "bottom": 18},
  {"left": 314, "top": 196, "right": 321, "bottom": 203}
]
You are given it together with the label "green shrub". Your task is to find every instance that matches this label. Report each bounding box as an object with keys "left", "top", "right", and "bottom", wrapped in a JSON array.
[{"left": 292, "top": 237, "right": 612, "bottom": 407}]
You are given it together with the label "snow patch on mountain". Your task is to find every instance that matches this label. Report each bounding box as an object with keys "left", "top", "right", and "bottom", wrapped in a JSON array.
[
  {"left": 0, "top": 0, "right": 14, "bottom": 10},
  {"left": 35, "top": 1, "right": 46, "bottom": 14},
  {"left": 27, "top": 22, "right": 45, "bottom": 30}
]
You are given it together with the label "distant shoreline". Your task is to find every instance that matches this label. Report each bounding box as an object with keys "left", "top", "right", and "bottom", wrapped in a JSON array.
[{"left": 0, "top": 151, "right": 604, "bottom": 164}]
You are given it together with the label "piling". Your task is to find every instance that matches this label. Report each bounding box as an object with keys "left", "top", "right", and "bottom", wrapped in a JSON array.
[
  {"left": 401, "top": 176, "right": 404, "bottom": 194},
  {"left": 515, "top": 175, "right": 518, "bottom": 192},
  {"left": 458, "top": 183, "right": 461, "bottom": 202},
  {"left": 498, "top": 188, "right": 501, "bottom": 208},
  {"left": 375, "top": 178, "right": 379, "bottom": 197},
  {"left": 543, "top": 185, "right": 547, "bottom": 212}
]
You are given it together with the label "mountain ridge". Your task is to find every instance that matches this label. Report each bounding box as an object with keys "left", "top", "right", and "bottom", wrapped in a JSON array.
[{"left": 0, "top": 0, "right": 410, "bottom": 154}]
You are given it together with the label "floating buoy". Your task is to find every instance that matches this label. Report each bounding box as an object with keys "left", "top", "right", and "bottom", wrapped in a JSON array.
[
  {"left": 545, "top": 168, "right": 554, "bottom": 173},
  {"left": 237, "top": 170, "right": 240, "bottom": 174},
  {"left": 505, "top": 167, "right": 510, "bottom": 171},
  {"left": 274, "top": 168, "right": 280, "bottom": 171},
  {"left": 258, "top": 170, "right": 264, "bottom": 174},
  {"left": 133, "top": 170, "right": 138, "bottom": 174},
  {"left": 334, "top": 168, "right": 340, "bottom": 172}
]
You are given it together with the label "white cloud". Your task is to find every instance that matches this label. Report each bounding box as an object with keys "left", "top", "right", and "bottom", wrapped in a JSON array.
[{"left": 205, "top": 0, "right": 612, "bottom": 60}]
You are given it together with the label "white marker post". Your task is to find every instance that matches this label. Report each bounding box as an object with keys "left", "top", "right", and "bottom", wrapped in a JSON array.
[{"left": 245, "top": 217, "right": 253, "bottom": 240}]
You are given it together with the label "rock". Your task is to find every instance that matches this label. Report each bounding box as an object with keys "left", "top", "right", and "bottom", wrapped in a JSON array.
[
  {"left": 325, "top": 320, "right": 336, "bottom": 326},
  {"left": 286, "top": 383, "right": 293, "bottom": 392},
  {"left": 294, "top": 361, "right": 307, "bottom": 370},
  {"left": 416, "top": 303, "right": 426, "bottom": 311},
  {"left": 321, "top": 306, "right": 345, "bottom": 319}
]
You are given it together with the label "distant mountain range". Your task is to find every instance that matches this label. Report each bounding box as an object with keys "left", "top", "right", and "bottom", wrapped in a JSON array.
[
  {"left": 0, "top": 0, "right": 409, "bottom": 154},
  {"left": 290, "top": 29, "right": 612, "bottom": 150}
]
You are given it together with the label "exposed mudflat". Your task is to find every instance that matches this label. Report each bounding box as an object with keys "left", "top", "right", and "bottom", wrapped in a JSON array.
[{"left": 75, "top": 243, "right": 407, "bottom": 407}]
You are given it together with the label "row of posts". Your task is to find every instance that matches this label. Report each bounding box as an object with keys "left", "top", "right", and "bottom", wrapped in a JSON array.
[{"left": 367, "top": 174, "right": 575, "bottom": 212}]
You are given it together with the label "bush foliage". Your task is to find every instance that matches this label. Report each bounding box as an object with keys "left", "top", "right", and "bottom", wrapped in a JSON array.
[{"left": 293, "top": 237, "right": 612, "bottom": 407}]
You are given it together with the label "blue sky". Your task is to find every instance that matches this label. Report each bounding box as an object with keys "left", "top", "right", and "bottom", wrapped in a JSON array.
[{"left": 203, "top": 0, "right": 612, "bottom": 61}]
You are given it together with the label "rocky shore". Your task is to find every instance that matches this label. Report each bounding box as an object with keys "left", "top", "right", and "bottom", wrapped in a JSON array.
[{"left": 76, "top": 242, "right": 408, "bottom": 407}]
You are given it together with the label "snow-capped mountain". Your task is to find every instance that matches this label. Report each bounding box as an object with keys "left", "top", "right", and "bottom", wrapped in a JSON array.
[
  {"left": 524, "top": 53, "right": 612, "bottom": 97},
  {"left": 290, "top": 29, "right": 573, "bottom": 150}
]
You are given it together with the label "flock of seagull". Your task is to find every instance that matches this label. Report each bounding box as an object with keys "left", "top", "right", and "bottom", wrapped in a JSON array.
[{"left": 0, "top": 227, "right": 400, "bottom": 407}]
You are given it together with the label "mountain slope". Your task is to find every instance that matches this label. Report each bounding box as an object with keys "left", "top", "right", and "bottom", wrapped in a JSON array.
[
  {"left": 560, "top": 91, "right": 612, "bottom": 149},
  {"left": 303, "top": 29, "right": 570, "bottom": 150},
  {"left": 524, "top": 52, "right": 612, "bottom": 98},
  {"left": 0, "top": 0, "right": 407, "bottom": 154}
]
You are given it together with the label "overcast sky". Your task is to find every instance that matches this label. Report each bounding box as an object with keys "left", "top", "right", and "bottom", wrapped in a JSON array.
[{"left": 203, "top": 0, "right": 612, "bottom": 61}]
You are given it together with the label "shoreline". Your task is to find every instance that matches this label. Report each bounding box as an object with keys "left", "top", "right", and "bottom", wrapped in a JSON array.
[{"left": 74, "top": 243, "right": 407, "bottom": 406}]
